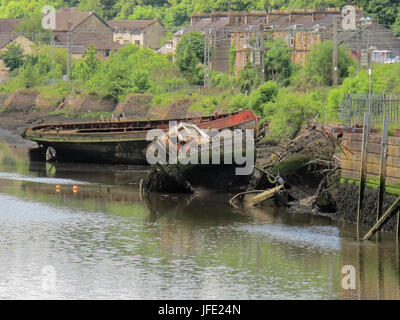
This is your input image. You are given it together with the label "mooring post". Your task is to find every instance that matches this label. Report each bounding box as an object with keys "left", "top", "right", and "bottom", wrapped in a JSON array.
[
  {"left": 363, "top": 196, "right": 400, "bottom": 240},
  {"left": 357, "top": 112, "right": 370, "bottom": 239},
  {"left": 139, "top": 178, "right": 143, "bottom": 201},
  {"left": 397, "top": 210, "right": 400, "bottom": 242},
  {"left": 376, "top": 117, "right": 389, "bottom": 227}
]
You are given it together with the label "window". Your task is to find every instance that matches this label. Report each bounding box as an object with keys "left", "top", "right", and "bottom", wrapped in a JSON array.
[
  {"left": 289, "top": 33, "right": 294, "bottom": 47},
  {"left": 135, "top": 40, "right": 141, "bottom": 45},
  {"left": 104, "top": 50, "right": 110, "bottom": 57}
]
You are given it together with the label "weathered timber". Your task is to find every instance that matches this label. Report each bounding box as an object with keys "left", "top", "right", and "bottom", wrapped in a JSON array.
[
  {"left": 342, "top": 133, "right": 400, "bottom": 144},
  {"left": 342, "top": 152, "right": 400, "bottom": 168},
  {"left": 357, "top": 113, "right": 369, "bottom": 236},
  {"left": 397, "top": 211, "right": 400, "bottom": 241},
  {"left": 341, "top": 140, "right": 400, "bottom": 158},
  {"left": 341, "top": 160, "right": 400, "bottom": 179},
  {"left": 247, "top": 185, "right": 284, "bottom": 206},
  {"left": 377, "top": 117, "right": 389, "bottom": 223},
  {"left": 363, "top": 196, "right": 400, "bottom": 240}
]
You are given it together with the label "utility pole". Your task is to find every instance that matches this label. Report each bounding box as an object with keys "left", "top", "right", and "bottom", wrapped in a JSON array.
[
  {"left": 367, "top": 31, "right": 372, "bottom": 115},
  {"left": 66, "top": 29, "right": 72, "bottom": 80},
  {"left": 259, "top": 24, "right": 265, "bottom": 84},
  {"left": 332, "top": 15, "right": 338, "bottom": 86},
  {"left": 247, "top": 24, "right": 265, "bottom": 84},
  {"left": 203, "top": 30, "right": 211, "bottom": 88},
  {"left": 50, "top": 32, "right": 55, "bottom": 75}
]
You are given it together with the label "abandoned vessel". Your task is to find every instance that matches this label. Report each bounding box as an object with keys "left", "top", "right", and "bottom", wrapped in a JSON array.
[{"left": 22, "top": 110, "right": 258, "bottom": 164}]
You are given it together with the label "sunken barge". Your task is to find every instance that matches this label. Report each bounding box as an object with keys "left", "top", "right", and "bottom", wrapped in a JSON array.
[{"left": 22, "top": 110, "right": 258, "bottom": 164}]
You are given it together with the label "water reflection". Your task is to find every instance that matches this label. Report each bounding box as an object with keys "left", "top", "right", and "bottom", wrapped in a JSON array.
[{"left": 0, "top": 135, "right": 399, "bottom": 299}]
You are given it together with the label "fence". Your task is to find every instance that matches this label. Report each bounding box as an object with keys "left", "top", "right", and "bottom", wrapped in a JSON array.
[{"left": 339, "top": 94, "right": 400, "bottom": 127}]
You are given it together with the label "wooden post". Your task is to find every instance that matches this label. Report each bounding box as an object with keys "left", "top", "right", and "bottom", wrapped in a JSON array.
[
  {"left": 363, "top": 196, "right": 400, "bottom": 240},
  {"left": 357, "top": 112, "right": 370, "bottom": 239},
  {"left": 139, "top": 178, "right": 143, "bottom": 201},
  {"left": 397, "top": 210, "right": 400, "bottom": 242},
  {"left": 376, "top": 117, "right": 389, "bottom": 225}
]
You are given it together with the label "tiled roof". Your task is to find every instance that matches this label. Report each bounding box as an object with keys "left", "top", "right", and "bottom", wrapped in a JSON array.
[
  {"left": 0, "top": 34, "right": 12, "bottom": 49},
  {"left": 108, "top": 19, "right": 161, "bottom": 30},
  {"left": 54, "top": 9, "right": 93, "bottom": 31},
  {"left": 55, "top": 32, "right": 122, "bottom": 50},
  {"left": 0, "top": 18, "right": 22, "bottom": 33}
]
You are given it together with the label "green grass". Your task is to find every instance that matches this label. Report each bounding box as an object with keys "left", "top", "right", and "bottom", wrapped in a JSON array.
[
  {"left": 151, "top": 91, "right": 193, "bottom": 109},
  {"left": 271, "top": 154, "right": 311, "bottom": 175},
  {"left": 48, "top": 109, "right": 112, "bottom": 120},
  {"left": 340, "top": 177, "right": 400, "bottom": 195}
]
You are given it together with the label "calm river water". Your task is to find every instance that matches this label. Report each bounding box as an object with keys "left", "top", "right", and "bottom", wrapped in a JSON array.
[{"left": 0, "top": 130, "right": 399, "bottom": 299}]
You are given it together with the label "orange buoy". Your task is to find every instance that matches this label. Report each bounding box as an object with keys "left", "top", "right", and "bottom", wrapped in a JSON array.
[
  {"left": 73, "top": 185, "right": 79, "bottom": 193},
  {"left": 56, "top": 185, "right": 61, "bottom": 192}
]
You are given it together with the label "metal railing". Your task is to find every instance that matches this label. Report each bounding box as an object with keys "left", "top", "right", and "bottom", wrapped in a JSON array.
[{"left": 339, "top": 93, "right": 400, "bottom": 127}]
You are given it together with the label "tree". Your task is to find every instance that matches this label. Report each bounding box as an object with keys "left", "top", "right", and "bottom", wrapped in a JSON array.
[
  {"left": 13, "top": 12, "right": 49, "bottom": 35},
  {"left": 305, "top": 41, "right": 354, "bottom": 86},
  {"left": 357, "top": 0, "right": 399, "bottom": 28},
  {"left": 264, "top": 39, "right": 292, "bottom": 85},
  {"left": 236, "top": 65, "right": 260, "bottom": 94},
  {"left": 392, "top": 10, "right": 400, "bottom": 36},
  {"left": 0, "top": 43, "right": 24, "bottom": 71},
  {"left": 72, "top": 44, "right": 101, "bottom": 82},
  {"left": 175, "top": 32, "right": 205, "bottom": 84},
  {"left": 248, "top": 81, "right": 278, "bottom": 115}
]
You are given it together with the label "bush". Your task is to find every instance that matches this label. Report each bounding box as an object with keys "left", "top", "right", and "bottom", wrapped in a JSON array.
[
  {"left": 264, "top": 89, "right": 323, "bottom": 140},
  {"left": 236, "top": 65, "right": 260, "bottom": 94},
  {"left": 305, "top": 41, "right": 355, "bottom": 86},
  {"left": 0, "top": 43, "right": 24, "bottom": 71},
  {"left": 230, "top": 93, "right": 249, "bottom": 111},
  {"left": 248, "top": 81, "right": 278, "bottom": 116},
  {"left": 264, "top": 39, "right": 292, "bottom": 85}
]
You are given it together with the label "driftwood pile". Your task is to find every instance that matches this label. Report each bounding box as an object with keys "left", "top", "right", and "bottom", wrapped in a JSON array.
[{"left": 232, "top": 120, "right": 341, "bottom": 211}]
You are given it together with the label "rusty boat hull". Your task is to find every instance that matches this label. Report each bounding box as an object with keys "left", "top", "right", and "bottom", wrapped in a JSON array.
[{"left": 22, "top": 110, "right": 258, "bottom": 164}]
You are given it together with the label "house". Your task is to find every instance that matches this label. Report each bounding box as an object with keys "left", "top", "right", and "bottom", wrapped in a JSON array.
[
  {"left": 108, "top": 19, "right": 165, "bottom": 49},
  {"left": 173, "top": 15, "right": 234, "bottom": 73},
  {"left": 0, "top": 18, "right": 23, "bottom": 55},
  {"left": 175, "top": 7, "right": 400, "bottom": 75},
  {"left": 231, "top": 8, "right": 400, "bottom": 74},
  {"left": 0, "top": 34, "right": 35, "bottom": 81},
  {"left": 52, "top": 8, "right": 121, "bottom": 60},
  {"left": 177, "top": 9, "right": 346, "bottom": 74},
  {"left": 157, "top": 40, "right": 174, "bottom": 55}
]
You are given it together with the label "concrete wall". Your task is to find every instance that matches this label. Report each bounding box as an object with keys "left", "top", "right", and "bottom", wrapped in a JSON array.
[
  {"left": 76, "top": 14, "right": 111, "bottom": 36},
  {"left": 0, "top": 36, "right": 35, "bottom": 74},
  {"left": 112, "top": 22, "right": 165, "bottom": 49},
  {"left": 145, "top": 22, "right": 166, "bottom": 49},
  {"left": 113, "top": 30, "right": 144, "bottom": 46}
]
